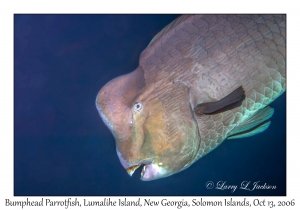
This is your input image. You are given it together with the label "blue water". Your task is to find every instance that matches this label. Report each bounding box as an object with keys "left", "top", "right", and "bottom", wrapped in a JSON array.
[{"left": 14, "top": 15, "right": 286, "bottom": 196}]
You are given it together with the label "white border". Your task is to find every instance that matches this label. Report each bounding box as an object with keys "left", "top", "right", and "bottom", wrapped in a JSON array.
[{"left": 1, "top": 0, "right": 298, "bottom": 209}]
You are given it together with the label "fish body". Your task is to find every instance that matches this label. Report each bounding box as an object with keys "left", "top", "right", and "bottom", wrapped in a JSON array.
[{"left": 96, "top": 15, "right": 286, "bottom": 181}]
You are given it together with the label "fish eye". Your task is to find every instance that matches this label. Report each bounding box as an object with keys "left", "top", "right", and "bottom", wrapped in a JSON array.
[{"left": 133, "top": 102, "right": 143, "bottom": 112}]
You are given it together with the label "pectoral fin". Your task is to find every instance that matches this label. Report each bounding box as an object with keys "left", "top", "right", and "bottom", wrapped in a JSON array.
[
  {"left": 194, "top": 86, "right": 245, "bottom": 115},
  {"left": 227, "top": 121, "right": 271, "bottom": 139},
  {"left": 227, "top": 106, "right": 274, "bottom": 139}
]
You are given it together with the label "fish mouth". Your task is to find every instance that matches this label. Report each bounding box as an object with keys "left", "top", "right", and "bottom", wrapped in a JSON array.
[
  {"left": 125, "top": 164, "right": 148, "bottom": 178},
  {"left": 140, "top": 163, "right": 169, "bottom": 181},
  {"left": 126, "top": 159, "right": 170, "bottom": 181},
  {"left": 125, "top": 159, "right": 153, "bottom": 178},
  {"left": 126, "top": 164, "right": 142, "bottom": 176}
]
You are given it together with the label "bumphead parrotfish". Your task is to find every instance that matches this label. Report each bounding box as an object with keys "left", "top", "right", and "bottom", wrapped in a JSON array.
[{"left": 96, "top": 15, "right": 286, "bottom": 181}]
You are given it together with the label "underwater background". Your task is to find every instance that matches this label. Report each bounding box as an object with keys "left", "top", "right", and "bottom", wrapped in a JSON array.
[{"left": 14, "top": 14, "right": 286, "bottom": 196}]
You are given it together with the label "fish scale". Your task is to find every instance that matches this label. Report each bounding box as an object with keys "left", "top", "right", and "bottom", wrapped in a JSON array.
[{"left": 140, "top": 14, "right": 285, "bottom": 162}]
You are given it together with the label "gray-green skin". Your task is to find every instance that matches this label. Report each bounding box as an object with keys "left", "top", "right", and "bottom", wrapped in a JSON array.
[{"left": 96, "top": 15, "right": 286, "bottom": 181}]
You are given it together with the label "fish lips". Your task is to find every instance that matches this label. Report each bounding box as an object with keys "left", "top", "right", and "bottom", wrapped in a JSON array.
[
  {"left": 140, "top": 163, "right": 170, "bottom": 181},
  {"left": 117, "top": 150, "right": 170, "bottom": 181},
  {"left": 125, "top": 163, "right": 170, "bottom": 181}
]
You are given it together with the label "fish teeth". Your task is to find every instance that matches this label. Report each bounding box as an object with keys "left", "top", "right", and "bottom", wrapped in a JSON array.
[
  {"left": 126, "top": 164, "right": 141, "bottom": 176},
  {"left": 141, "top": 165, "right": 146, "bottom": 178}
]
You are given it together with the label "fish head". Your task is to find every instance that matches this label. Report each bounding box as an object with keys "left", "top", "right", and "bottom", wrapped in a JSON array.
[{"left": 96, "top": 66, "right": 200, "bottom": 181}]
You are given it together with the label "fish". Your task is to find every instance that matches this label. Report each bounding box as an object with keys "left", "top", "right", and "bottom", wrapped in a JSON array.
[{"left": 95, "top": 15, "right": 286, "bottom": 181}]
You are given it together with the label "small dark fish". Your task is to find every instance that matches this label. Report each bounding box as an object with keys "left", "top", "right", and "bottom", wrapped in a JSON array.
[
  {"left": 96, "top": 15, "right": 286, "bottom": 181},
  {"left": 194, "top": 86, "right": 246, "bottom": 115}
]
